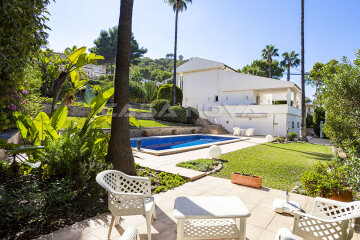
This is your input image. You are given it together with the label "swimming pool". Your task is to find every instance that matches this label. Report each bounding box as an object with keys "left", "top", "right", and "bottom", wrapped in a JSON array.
[{"left": 131, "top": 135, "right": 243, "bottom": 155}]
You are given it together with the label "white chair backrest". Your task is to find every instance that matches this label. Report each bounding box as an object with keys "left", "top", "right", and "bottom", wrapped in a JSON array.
[
  {"left": 312, "top": 199, "right": 360, "bottom": 221},
  {"left": 233, "top": 127, "right": 240, "bottom": 136},
  {"left": 97, "top": 170, "right": 151, "bottom": 198}
]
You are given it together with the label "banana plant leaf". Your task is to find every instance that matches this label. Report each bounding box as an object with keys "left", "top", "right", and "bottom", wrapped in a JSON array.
[{"left": 7, "top": 145, "right": 45, "bottom": 155}]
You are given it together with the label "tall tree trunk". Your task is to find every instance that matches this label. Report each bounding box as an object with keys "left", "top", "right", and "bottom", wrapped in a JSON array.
[
  {"left": 269, "top": 59, "right": 272, "bottom": 78},
  {"left": 299, "top": 0, "right": 308, "bottom": 141},
  {"left": 172, "top": 6, "right": 179, "bottom": 106},
  {"left": 106, "top": 0, "right": 136, "bottom": 175},
  {"left": 50, "top": 71, "right": 68, "bottom": 116},
  {"left": 287, "top": 65, "right": 291, "bottom": 81}
]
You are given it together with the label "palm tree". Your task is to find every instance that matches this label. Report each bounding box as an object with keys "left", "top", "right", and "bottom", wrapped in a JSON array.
[
  {"left": 280, "top": 51, "right": 300, "bottom": 81},
  {"left": 261, "top": 44, "right": 279, "bottom": 78},
  {"left": 165, "top": 0, "right": 192, "bottom": 106},
  {"left": 299, "top": 0, "right": 308, "bottom": 141},
  {"left": 106, "top": 0, "right": 136, "bottom": 175}
]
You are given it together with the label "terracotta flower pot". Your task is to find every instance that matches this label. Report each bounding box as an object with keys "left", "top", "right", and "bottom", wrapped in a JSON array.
[
  {"left": 231, "top": 172, "right": 262, "bottom": 188},
  {"left": 143, "top": 131, "right": 149, "bottom": 137},
  {"left": 330, "top": 190, "right": 353, "bottom": 202}
]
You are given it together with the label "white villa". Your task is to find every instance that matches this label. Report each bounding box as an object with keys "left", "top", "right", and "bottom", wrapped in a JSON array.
[{"left": 176, "top": 57, "right": 302, "bottom": 137}]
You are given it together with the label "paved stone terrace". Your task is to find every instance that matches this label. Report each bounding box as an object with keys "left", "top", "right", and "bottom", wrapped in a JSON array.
[
  {"left": 36, "top": 176, "right": 360, "bottom": 240},
  {"left": 134, "top": 136, "right": 267, "bottom": 180}
]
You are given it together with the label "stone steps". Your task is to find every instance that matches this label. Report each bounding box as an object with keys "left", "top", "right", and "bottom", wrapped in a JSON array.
[{"left": 199, "top": 124, "right": 230, "bottom": 135}]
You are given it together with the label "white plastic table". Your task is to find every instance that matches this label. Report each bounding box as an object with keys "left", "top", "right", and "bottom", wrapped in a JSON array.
[{"left": 173, "top": 196, "right": 251, "bottom": 240}]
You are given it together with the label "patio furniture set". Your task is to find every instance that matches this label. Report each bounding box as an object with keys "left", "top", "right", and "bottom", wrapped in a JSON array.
[
  {"left": 97, "top": 170, "right": 360, "bottom": 240},
  {"left": 233, "top": 127, "right": 255, "bottom": 137}
]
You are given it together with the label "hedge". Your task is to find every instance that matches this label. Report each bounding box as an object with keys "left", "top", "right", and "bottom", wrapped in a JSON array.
[
  {"left": 150, "top": 99, "right": 170, "bottom": 120},
  {"left": 157, "top": 84, "right": 183, "bottom": 105}
]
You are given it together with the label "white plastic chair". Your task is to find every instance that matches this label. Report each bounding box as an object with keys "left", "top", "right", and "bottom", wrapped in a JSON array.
[
  {"left": 246, "top": 128, "right": 255, "bottom": 136},
  {"left": 233, "top": 127, "right": 240, "bottom": 136},
  {"left": 276, "top": 197, "right": 360, "bottom": 240},
  {"left": 120, "top": 227, "right": 140, "bottom": 240},
  {"left": 96, "top": 170, "right": 156, "bottom": 240}
]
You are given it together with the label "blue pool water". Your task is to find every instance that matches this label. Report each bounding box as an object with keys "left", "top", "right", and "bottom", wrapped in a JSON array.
[{"left": 131, "top": 135, "right": 236, "bottom": 151}]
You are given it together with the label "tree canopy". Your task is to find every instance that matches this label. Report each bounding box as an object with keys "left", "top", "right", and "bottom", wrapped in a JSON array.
[
  {"left": 89, "top": 26, "right": 147, "bottom": 72},
  {"left": 0, "top": 0, "right": 51, "bottom": 78},
  {"left": 239, "top": 59, "right": 284, "bottom": 79},
  {"left": 130, "top": 55, "right": 188, "bottom": 82}
]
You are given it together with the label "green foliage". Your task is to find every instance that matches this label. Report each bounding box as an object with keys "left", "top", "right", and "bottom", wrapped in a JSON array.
[
  {"left": 275, "top": 136, "right": 285, "bottom": 143},
  {"left": 40, "top": 123, "right": 111, "bottom": 181},
  {"left": 280, "top": 51, "right": 300, "bottom": 81},
  {"left": 313, "top": 107, "right": 325, "bottom": 137},
  {"left": 177, "top": 159, "right": 218, "bottom": 172},
  {"left": 186, "top": 107, "right": 199, "bottom": 124},
  {"left": 129, "top": 81, "right": 147, "bottom": 103},
  {"left": 136, "top": 166, "right": 188, "bottom": 194},
  {"left": 169, "top": 106, "right": 187, "bottom": 123},
  {"left": 14, "top": 107, "right": 67, "bottom": 145},
  {"left": 0, "top": 123, "right": 111, "bottom": 239},
  {"left": 144, "top": 81, "right": 158, "bottom": 102},
  {"left": 240, "top": 59, "right": 284, "bottom": 79},
  {"left": 314, "top": 51, "right": 360, "bottom": 191},
  {"left": 130, "top": 56, "right": 187, "bottom": 82},
  {"left": 89, "top": 28, "right": 147, "bottom": 72},
  {"left": 151, "top": 99, "right": 170, "bottom": 120},
  {"left": 0, "top": 0, "right": 50, "bottom": 80},
  {"left": 300, "top": 162, "right": 348, "bottom": 198},
  {"left": 307, "top": 60, "right": 339, "bottom": 91},
  {"left": 157, "top": 84, "right": 183, "bottom": 105},
  {"left": 306, "top": 115, "right": 314, "bottom": 128},
  {"left": 288, "top": 132, "right": 297, "bottom": 141}
]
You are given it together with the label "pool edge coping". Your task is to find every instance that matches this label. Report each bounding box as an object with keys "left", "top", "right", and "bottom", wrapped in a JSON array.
[{"left": 132, "top": 134, "right": 249, "bottom": 156}]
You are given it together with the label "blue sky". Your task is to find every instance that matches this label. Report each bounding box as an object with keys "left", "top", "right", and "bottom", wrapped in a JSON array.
[{"left": 47, "top": 0, "right": 360, "bottom": 99}]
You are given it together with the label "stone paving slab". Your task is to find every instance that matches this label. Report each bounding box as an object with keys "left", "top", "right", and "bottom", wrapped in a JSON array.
[
  {"left": 134, "top": 136, "right": 267, "bottom": 180},
  {"left": 37, "top": 175, "right": 360, "bottom": 240}
]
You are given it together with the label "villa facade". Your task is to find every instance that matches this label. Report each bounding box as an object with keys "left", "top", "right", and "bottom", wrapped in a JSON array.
[{"left": 176, "top": 57, "right": 302, "bottom": 137}]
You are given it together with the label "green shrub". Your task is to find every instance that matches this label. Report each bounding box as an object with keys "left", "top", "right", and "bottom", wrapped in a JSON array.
[
  {"left": 306, "top": 115, "right": 314, "bottom": 128},
  {"left": 186, "top": 107, "right": 199, "bottom": 124},
  {"left": 157, "top": 84, "right": 183, "bottom": 105},
  {"left": 288, "top": 132, "right": 297, "bottom": 141},
  {"left": 129, "top": 80, "right": 147, "bottom": 103},
  {"left": 275, "top": 136, "right": 285, "bottom": 143},
  {"left": 313, "top": 107, "right": 325, "bottom": 137},
  {"left": 40, "top": 123, "right": 112, "bottom": 194},
  {"left": 272, "top": 100, "right": 293, "bottom": 105},
  {"left": 166, "top": 106, "right": 187, "bottom": 123},
  {"left": 300, "top": 162, "right": 348, "bottom": 198},
  {"left": 150, "top": 99, "right": 170, "bottom": 120},
  {"left": 177, "top": 159, "right": 218, "bottom": 172}
]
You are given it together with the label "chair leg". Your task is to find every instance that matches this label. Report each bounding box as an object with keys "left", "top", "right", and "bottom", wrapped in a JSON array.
[
  {"left": 146, "top": 214, "right": 152, "bottom": 240},
  {"left": 114, "top": 216, "right": 120, "bottom": 225},
  {"left": 153, "top": 207, "right": 156, "bottom": 220},
  {"left": 108, "top": 216, "right": 115, "bottom": 239}
]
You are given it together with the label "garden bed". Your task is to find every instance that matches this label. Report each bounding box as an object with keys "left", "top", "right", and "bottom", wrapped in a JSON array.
[
  {"left": 0, "top": 164, "right": 188, "bottom": 240},
  {"left": 176, "top": 159, "right": 220, "bottom": 172}
]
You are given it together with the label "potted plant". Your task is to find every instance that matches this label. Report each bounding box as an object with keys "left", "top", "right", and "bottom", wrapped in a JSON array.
[
  {"left": 172, "top": 129, "right": 178, "bottom": 135},
  {"left": 143, "top": 130, "right": 149, "bottom": 137},
  {"left": 300, "top": 162, "right": 352, "bottom": 202},
  {"left": 231, "top": 172, "right": 262, "bottom": 188},
  {"left": 191, "top": 129, "right": 196, "bottom": 134}
]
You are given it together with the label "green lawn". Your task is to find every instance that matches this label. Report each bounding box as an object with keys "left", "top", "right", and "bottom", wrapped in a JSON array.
[
  {"left": 129, "top": 108, "right": 151, "bottom": 113},
  {"left": 209, "top": 143, "right": 333, "bottom": 190},
  {"left": 64, "top": 117, "right": 191, "bottom": 129}
]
